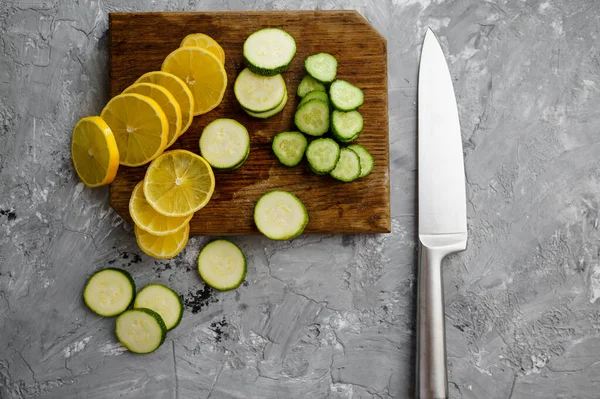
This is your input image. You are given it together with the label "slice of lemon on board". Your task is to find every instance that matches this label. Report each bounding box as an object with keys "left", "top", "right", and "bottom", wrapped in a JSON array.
[
  {"left": 129, "top": 181, "right": 193, "bottom": 236},
  {"left": 122, "top": 83, "right": 182, "bottom": 148},
  {"left": 135, "top": 223, "right": 190, "bottom": 259},
  {"left": 180, "top": 33, "right": 225, "bottom": 65},
  {"left": 143, "top": 150, "right": 215, "bottom": 217},
  {"left": 100, "top": 93, "right": 168, "bottom": 167},
  {"left": 71, "top": 116, "right": 119, "bottom": 187},
  {"left": 136, "top": 71, "right": 195, "bottom": 135},
  {"left": 161, "top": 47, "right": 227, "bottom": 116}
]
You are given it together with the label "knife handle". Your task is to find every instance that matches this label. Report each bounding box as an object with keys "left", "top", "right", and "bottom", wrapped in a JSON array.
[{"left": 416, "top": 242, "right": 449, "bottom": 399}]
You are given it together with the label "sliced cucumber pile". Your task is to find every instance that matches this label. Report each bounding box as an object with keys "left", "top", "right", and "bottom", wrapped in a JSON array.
[
  {"left": 305, "top": 53, "right": 338, "bottom": 83},
  {"left": 297, "top": 75, "right": 326, "bottom": 97},
  {"left": 243, "top": 28, "right": 296, "bottom": 76},
  {"left": 200, "top": 118, "right": 250, "bottom": 171},
  {"left": 272, "top": 131, "right": 307, "bottom": 167},
  {"left": 254, "top": 190, "right": 309, "bottom": 240},
  {"left": 83, "top": 268, "right": 135, "bottom": 317},
  {"left": 198, "top": 240, "right": 247, "bottom": 291},
  {"left": 330, "top": 147, "right": 361, "bottom": 182},
  {"left": 115, "top": 308, "right": 167, "bottom": 354},
  {"left": 305, "top": 138, "right": 340, "bottom": 174},
  {"left": 133, "top": 284, "right": 184, "bottom": 331}
]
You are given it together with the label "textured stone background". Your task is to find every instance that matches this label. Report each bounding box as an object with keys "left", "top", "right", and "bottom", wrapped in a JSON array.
[{"left": 2, "top": 0, "right": 600, "bottom": 398}]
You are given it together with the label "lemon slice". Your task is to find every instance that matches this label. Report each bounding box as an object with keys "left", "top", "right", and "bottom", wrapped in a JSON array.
[
  {"left": 136, "top": 71, "right": 195, "bottom": 135},
  {"left": 180, "top": 33, "right": 225, "bottom": 65},
  {"left": 135, "top": 223, "right": 190, "bottom": 259},
  {"left": 144, "top": 150, "right": 215, "bottom": 217},
  {"left": 129, "top": 181, "right": 193, "bottom": 236},
  {"left": 100, "top": 93, "right": 168, "bottom": 167},
  {"left": 122, "top": 83, "right": 182, "bottom": 148},
  {"left": 161, "top": 47, "right": 227, "bottom": 116},
  {"left": 71, "top": 116, "right": 119, "bottom": 187}
]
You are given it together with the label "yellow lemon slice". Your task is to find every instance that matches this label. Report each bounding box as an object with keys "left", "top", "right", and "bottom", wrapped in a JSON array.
[
  {"left": 180, "top": 33, "right": 225, "bottom": 65},
  {"left": 129, "top": 181, "right": 193, "bottom": 236},
  {"left": 136, "top": 71, "right": 195, "bottom": 135},
  {"left": 161, "top": 47, "right": 227, "bottom": 116},
  {"left": 122, "top": 83, "right": 182, "bottom": 148},
  {"left": 143, "top": 150, "right": 215, "bottom": 217},
  {"left": 71, "top": 116, "right": 119, "bottom": 187},
  {"left": 100, "top": 93, "right": 168, "bottom": 167},
  {"left": 135, "top": 223, "right": 190, "bottom": 259}
]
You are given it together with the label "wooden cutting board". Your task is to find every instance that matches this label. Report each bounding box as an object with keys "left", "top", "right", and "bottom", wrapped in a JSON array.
[{"left": 108, "top": 11, "right": 390, "bottom": 236}]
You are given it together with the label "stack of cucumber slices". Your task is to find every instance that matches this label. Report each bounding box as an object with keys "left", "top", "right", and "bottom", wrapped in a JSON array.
[{"left": 272, "top": 52, "right": 374, "bottom": 183}]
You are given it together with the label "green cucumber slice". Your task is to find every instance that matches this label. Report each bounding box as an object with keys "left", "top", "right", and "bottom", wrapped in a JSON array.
[
  {"left": 243, "top": 28, "right": 296, "bottom": 76},
  {"left": 199, "top": 118, "right": 250, "bottom": 171},
  {"left": 83, "top": 268, "right": 135, "bottom": 317},
  {"left": 329, "top": 79, "right": 364, "bottom": 111},
  {"left": 133, "top": 284, "right": 183, "bottom": 331},
  {"left": 244, "top": 86, "right": 288, "bottom": 119},
  {"left": 197, "top": 240, "right": 247, "bottom": 291},
  {"left": 305, "top": 138, "right": 340, "bottom": 174},
  {"left": 347, "top": 144, "right": 374, "bottom": 178},
  {"left": 294, "top": 99, "right": 330, "bottom": 136},
  {"left": 115, "top": 308, "right": 167, "bottom": 354},
  {"left": 234, "top": 68, "right": 286, "bottom": 113},
  {"left": 298, "top": 90, "right": 329, "bottom": 108},
  {"left": 272, "top": 131, "right": 307, "bottom": 167},
  {"left": 331, "top": 110, "right": 363, "bottom": 142},
  {"left": 297, "top": 75, "right": 326, "bottom": 98},
  {"left": 254, "top": 190, "right": 308, "bottom": 240},
  {"left": 330, "top": 147, "right": 361, "bottom": 182},
  {"left": 304, "top": 53, "right": 338, "bottom": 83}
]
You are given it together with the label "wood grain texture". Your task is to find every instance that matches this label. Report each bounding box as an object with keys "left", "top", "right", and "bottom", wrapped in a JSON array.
[{"left": 108, "top": 10, "right": 389, "bottom": 236}]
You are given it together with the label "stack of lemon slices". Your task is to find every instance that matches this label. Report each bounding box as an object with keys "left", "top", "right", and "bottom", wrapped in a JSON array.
[{"left": 70, "top": 33, "right": 226, "bottom": 259}]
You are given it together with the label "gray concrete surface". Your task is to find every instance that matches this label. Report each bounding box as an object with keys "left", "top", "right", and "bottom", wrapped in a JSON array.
[{"left": 1, "top": 0, "right": 599, "bottom": 398}]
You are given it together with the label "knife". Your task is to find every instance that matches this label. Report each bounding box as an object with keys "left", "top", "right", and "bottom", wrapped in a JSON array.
[{"left": 416, "top": 29, "right": 468, "bottom": 399}]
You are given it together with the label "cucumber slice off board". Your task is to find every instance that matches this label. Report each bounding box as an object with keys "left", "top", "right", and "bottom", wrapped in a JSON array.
[
  {"left": 200, "top": 118, "right": 250, "bottom": 171},
  {"left": 347, "top": 144, "right": 374, "bottom": 178},
  {"left": 304, "top": 53, "right": 338, "bottom": 83},
  {"left": 133, "top": 284, "right": 184, "bottom": 331},
  {"left": 243, "top": 28, "right": 296, "bottom": 76},
  {"left": 234, "top": 68, "right": 286, "bottom": 113},
  {"left": 330, "top": 147, "right": 361, "bottom": 182},
  {"left": 197, "top": 240, "right": 247, "bottom": 291},
  {"left": 83, "top": 268, "right": 135, "bottom": 317},
  {"left": 115, "top": 308, "right": 167, "bottom": 354},
  {"left": 329, "top": 79, "right": 364, "bottom": 111},
  {"left": 254, "top": 190, "right": 309, "bottom": 240},
  {"left": 272, "top": 131, "right": 308, "bottom": 167},
  {"left": 331, "top": 110, "right": 363, "bottom": 143},
  {"left": 294, "top": 99, "right": 330, "bottom": 136},
  {"left": 297, "top": 75, "right": 326, "bottom": 98}
]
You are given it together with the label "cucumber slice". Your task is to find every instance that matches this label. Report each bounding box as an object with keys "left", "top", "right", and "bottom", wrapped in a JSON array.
[
  {"left": 297, "top": 75, "right": 326, "bottom": 98},
  {"left": 244, "top": 86, "right": 288, "bottom": 119},
  {"left": 133, "top": 284, "right": 183, "bottom": 331},
  {"left": 329, "top": 79, "right": 364, "bottom": 111},
  {"left": 347, "top": 144, "right": 374, "bottom": 178},
  {"left": 83, "top": 268, "right": 135, "bottom": 317},
  {"left": 294, "top": 99, "right": 330, "bottom": 137},
  {"left": 243, "top": 28, "right": 296, "bottom": 76},
  {"left": 304, "top": 53, "right": 338, "bottom": 83},
  {"left": 272, "top": 131, "right": 307, "bottom": 167},
  {"left": 298, "top": 90, "right": 329, "bottom": 108},
  {"left": 234, "top": 68, "right": 286, "bottom": 113},
  {"left": 305, "top": 138, "right": 340, "bottom": 174},
  {"left": 254, "top": 190, "right": 308, "bottom": 240},
  {"left": 330, "top": 147, "right": 361, "bottom": 182},
  {"left": 197, "top": 240, "right": 247, "bottom": 291},
  {"left": 200, "top": 118, "right": 250, "bottom": 171},
  {"left": 115, "top": 308, "right": 167, "bottom": 354},
  {"left": 331, "top": 110, "right": 363, "bottom": 142}
]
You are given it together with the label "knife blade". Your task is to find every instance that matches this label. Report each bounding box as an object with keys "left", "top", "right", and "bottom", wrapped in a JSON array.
[{"left": 416, "top": 28, "right": 468, "bottom": 399}]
